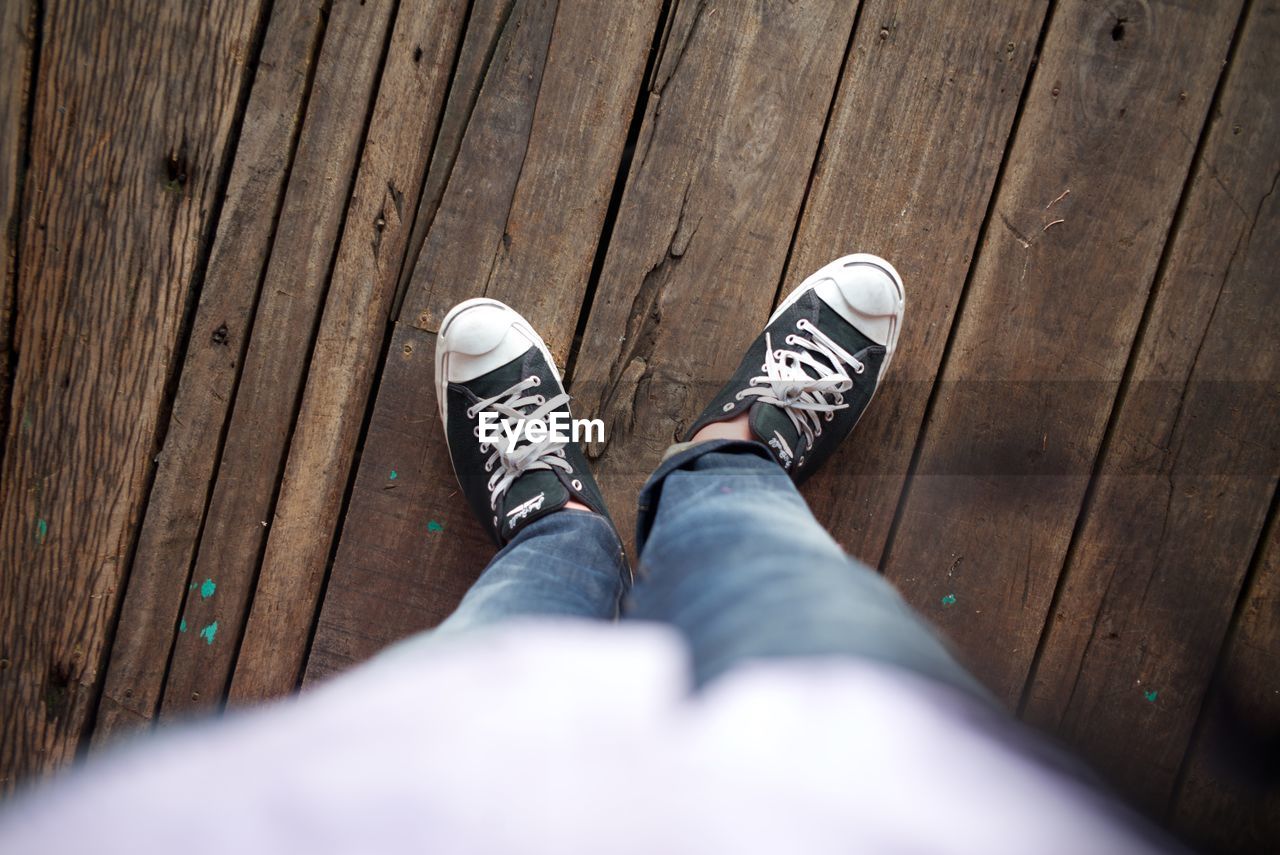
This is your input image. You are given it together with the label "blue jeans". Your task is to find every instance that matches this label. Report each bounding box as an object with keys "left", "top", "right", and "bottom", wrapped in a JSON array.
[{"left": 435, "top": 440, "right": 990, "bottom": 703}]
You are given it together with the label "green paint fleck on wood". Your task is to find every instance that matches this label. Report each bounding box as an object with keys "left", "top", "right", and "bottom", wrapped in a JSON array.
[
  {"left": 389, "top": 470, "right": 398, "bottom": 480},
  {"left": 427, "top": 520, "right": 444, "bottom": 533},
  {"left": 199, "top": 621, "right": 219, "bottom": 645},
  {"left": 200, "top": 578, "right": 216, "bottom": 599},
  {"left": 179, "top": 619, "right": 187, "bottom": 633},
  {"left": 941, "top": 593, "right": 957, "bottom": 606},
  {"left": 35, "top": 519, "right": 47, "bottom": 543},
  {"left": 1143, "top": 690, "right": 1158, "bottom": 703}
]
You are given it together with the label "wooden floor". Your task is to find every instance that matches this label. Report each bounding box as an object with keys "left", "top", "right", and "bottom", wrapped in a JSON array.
[{"left": 1, "top": 0, "right": 1277, "bottom": 849}]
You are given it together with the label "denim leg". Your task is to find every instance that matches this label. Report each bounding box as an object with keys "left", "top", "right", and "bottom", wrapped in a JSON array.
[
  {"left": 433, "top": 509, "right": 630, "bottom": 635},
  {"left": 626, "top": 439, "right": 992, "bottom": 703}
]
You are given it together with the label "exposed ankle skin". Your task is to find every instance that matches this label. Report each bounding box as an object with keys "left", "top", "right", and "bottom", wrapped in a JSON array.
[
  {"left": 691, "top": 413, "right": 753, "bottom": 444},
  {"left": 564, "top": 500, "right": 593, "bottom": 512}
]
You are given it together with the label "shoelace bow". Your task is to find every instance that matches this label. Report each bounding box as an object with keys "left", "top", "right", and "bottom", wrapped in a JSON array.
[
  {"left": 735, "top": 318, "right": 866, "bottom": 450},
  {"left": 465, "top": 376, "right": 573, "bottom": 510}
]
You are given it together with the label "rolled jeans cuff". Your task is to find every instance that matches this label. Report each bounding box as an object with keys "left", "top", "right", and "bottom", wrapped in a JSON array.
[{"left": 635, "top": 438, "right": 777, "bottom": 553}]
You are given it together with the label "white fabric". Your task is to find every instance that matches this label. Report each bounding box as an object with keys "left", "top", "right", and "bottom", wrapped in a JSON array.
[{"left": 0, "top": 621, "right": 1170, "bottom": 854}]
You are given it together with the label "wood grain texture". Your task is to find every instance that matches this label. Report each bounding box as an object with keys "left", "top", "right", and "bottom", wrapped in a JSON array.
[
  {"left": 880, "top": 0, "right": 1245, "bottom": 706},
  {"left": 0, "top": 0, "right": 35, "bottom": 464},
  {"left": 400, "top": 0, "right": 560, "bottom": 338},
  {"left": 1172, "top": 500, "right": 1280, "bottom": 854},
  {"left": 155, "top": 0, "right": 402, "bottom": 720},
  {"left": 394, "top": 0, "right": 515, "bottom": 317},
  {"left": 307, "top": 0, "right": 561, "bottom": 682},
  {"left": 228, "top": 0, "right": 469, "bottom": 704},
  {"left": 785, "top": 0, "right": 1049, "bottom": 565},
  {"left": 305, "top": 0, "right": 662, "bottom": 682},
  {"left": 574, "top": 0, "right": 861, "bottom": 548},
  {"left": 0, "top": 0, "right": 266, "bottom": 787},
  {"left": 92, "top": 0, "right": 328, "bottom": 744},
  {"left": 303, "top": 324, "right": 460, "bottom": 682},
  {"left": 480, "top": 0, "right": 665, "bottom": 355},
  {"left": 1021, "top": 0, "right": 1280, "bottom": 809}
]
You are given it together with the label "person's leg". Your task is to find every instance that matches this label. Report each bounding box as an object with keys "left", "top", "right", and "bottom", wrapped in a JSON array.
[
  {"left": 627, "top": 439, "right": 990, "bottom": 702},
  {"left": 434, "top": 509, "right": 628, "bottom": 635},
  {"left": 625, "top": 254, "right": 989, "bottom": 703}
]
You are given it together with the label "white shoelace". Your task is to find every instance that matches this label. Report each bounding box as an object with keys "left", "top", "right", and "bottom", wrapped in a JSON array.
[
  {"left": 734, "top": 318, "right": 866, "bottom": 449},
  {"left": 465, "top": 376, "right": 573, "bottom": 510}
]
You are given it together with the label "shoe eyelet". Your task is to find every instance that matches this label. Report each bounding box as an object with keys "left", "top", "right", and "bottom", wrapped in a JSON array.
[
  {"left": 571, "top": 479, "right": 583, "bottom": 491},
  {"left": 473, "top": 426, "right": 482, "bottom": 437},
  {"left": 785, "top": 335, "right": 798, "bottom": 345},
  {"left": 492, "top": 515, "right": 498, "bottom": 527},
  {"left": 465, "top": 407, "right": 476, "bottom": 419},
  {"left": 722, "top": 402, "right": 735, "bottom": 411},
  {"left": 854, "top": 364, "right": 865, "bottom": 375},
  {"left": 529, "top": 375, "right": 541, "bottom": 387},
  {"left": 734, "top": 390, "right": 747, "bottom": 401},
  {"left": 825, "top": 412, "right": 834, "bottom": 422}
]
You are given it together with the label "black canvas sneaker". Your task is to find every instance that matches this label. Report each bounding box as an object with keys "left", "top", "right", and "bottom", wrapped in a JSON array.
[
  {"left": 435, "top": 298, "right": 612, "bottom": 544},
  {"left": 686, "top": 254, "right": 905, "bottom": 483}
]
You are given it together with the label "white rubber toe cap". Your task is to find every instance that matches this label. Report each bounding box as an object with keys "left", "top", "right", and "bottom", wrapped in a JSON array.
[
  {"left": 813, "top": 259, "right": 903, "bottom": 349},
  {"left": 438, "top": 301, "right": 537, "bottom": 384},
  {"left": 435, "top": 298, "right": 562, "bottom": 431},
  {"left": 772, "top": 253, "right": 906, "bottom": 367}
]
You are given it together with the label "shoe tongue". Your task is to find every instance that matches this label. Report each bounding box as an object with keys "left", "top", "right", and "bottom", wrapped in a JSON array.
[
  {"left": 749, "top": 402, "right": 801, "bottom": 470},
  {"left": 498, "top": 470, "right": 569, "bottom": 540}
]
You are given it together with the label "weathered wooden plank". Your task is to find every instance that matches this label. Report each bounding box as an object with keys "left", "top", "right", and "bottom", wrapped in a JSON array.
[
  {"left": 1171, "top": 499, "right": 1280, "bottom": 853},
  {"left": 880, "top": 0, "right": 1245, "bottom": 706},
  {"left": 307, "top": 0, "right": 562, "bottom": 682},
  {"left": 92, "top": 0, "right": 328, "bottom": 745},
  {"left": 480, "top": 0, "right": 667, "bottom": 356},
  {"left": 1021, "top": 0, "right": 1280, "bottom": 808},
  {"left": 227, "top": 0, "right": 470, "bottom": 704},
  {"left": 399, "top": 0, "right": 560, "bottom": 340},
  {"left": 785, "top": 0, "right": 1050, "bottom": 565},
  {"left": 0, "top": 0, "right": 35, "bottom": 463},
  {"left": 305, "top": 0, "right": 663, "bottom": 682},
  {"left": 0, "top": 0, "right": 266, "bottom": 787},
  {"left": 304, "top": 323, "right": 468, "bottom": 682},
  {"left": 152, "top": 0, "right": 404, "bottom": 720},
  {"left": 575, "top": 0, "right": 862, "bottom": 546},
  {"left": 394, "top": 0, "right": 515, "bottom": 317}
]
